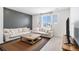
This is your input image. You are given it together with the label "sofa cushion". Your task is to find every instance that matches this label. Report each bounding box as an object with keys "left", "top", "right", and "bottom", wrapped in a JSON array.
[
  {"left": 4, "top": 29, "right": 10, "bottom": 33},
  {"left": 22, "top": 28, "right": 30, "bottom": 32},
  {"left": 18, "top": 28, "right": 23, "bottom": 33},
  {"left": 4, "top": 29, "right": 12, "bottom": 35},
  {"left": 4, "top": 27, "right": 31, "bottom": 41}
]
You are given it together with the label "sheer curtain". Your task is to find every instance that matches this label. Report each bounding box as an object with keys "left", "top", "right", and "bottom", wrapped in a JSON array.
[{"left": 39, "top": 13, "right": 53, "bottom": 30}]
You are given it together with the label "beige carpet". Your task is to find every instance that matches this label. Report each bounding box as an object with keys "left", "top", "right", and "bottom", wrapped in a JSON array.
[{"left": 41, "top": 36, "right": 63, "bottom": 51}]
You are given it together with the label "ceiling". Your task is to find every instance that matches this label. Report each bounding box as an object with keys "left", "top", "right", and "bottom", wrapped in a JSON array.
[{"left": 7, "top": 7, "right": 68, "bottom": 15}]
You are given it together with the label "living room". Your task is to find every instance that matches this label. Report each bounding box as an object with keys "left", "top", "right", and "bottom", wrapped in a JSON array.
[{"left": 0, "top": 7, "right": 79, "bottom": 51}]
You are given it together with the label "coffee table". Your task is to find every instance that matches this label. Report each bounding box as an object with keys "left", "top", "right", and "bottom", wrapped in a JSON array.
[{"left": 21, "top": 33, "right": 41, "bottom": 44}]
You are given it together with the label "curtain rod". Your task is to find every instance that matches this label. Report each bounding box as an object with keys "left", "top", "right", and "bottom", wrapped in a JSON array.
[{"left": 33, "top": 11, "right": 53, "bottom": 15}]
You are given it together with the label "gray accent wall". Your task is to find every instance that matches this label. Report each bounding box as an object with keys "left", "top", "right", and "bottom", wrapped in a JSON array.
[{"left": 4, "top": 8, "right": 32, "bottom": 29}]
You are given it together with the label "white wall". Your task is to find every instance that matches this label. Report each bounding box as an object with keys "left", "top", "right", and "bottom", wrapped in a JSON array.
[
  {"left": 0, "top": 7, "right": 3, "bottom": 44},
  {"left": 32, "top": 15, "right": 40, "bottom": 29},
  {"left": 53, "top": 8, "right": 70, "bottom": 37},
  {"left": 70, "top": 7, "right": 79, "bottom": 37},
  {"left": 32, "top": 8, "right": 70, "bottom": 37}
]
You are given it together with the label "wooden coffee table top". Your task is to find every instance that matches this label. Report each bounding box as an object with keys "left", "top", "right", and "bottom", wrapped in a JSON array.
[{"left": 21, "top": 33, "right": 41, "bottom": 40}]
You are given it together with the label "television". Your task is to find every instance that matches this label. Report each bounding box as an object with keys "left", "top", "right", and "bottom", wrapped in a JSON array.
[
  {"left": 66, "top": 17, "right": 71, "bottom": 44},
  {"left": 74, "top": 21, "right": 79, "bottom": 46}
]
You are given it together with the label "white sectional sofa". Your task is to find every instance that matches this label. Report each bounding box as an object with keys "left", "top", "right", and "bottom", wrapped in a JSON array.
[
  {"left": 4, "top": 27, "right": 53, "bottom": 42},
  {"left": 32, "top": 27, "right": 53, "bottom": 38},
  {"left": 4, "top": 27, "right": 31, "bottom": 42}
]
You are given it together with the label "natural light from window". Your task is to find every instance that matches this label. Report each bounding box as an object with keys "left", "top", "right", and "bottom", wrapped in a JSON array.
[{"left": 40, "top": 15, "right": 57, "bottom": 29}]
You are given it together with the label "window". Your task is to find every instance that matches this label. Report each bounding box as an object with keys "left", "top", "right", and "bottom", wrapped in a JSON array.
[
  {"left": 41, "top": 16, "right": 52, "bottom": 28},
  {"left": 40, "top": 15, "right": 57, "bottom": 28}
]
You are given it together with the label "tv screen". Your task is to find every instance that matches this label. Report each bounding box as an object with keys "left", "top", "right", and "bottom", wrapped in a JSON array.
[{"left": 66, "top": 17, "right": 71, "bottom": 44}]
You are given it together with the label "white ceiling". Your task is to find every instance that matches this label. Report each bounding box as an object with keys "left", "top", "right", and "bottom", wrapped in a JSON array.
[{"left": 7, "top": 7, "right": 67, "bottom": 15}]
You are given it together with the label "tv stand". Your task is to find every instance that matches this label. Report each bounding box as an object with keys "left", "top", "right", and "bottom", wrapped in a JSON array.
[{"left": 62, "top": 35, "right": 79, "bottom": 51}]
